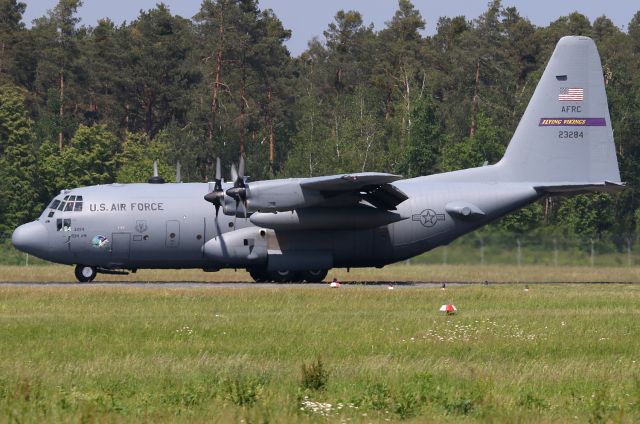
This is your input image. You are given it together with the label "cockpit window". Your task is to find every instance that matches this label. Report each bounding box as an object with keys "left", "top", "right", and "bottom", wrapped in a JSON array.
[
  {"left": 56, "top": 218, "right": 72, "bottom": 231},
  {"left": 48, "top": 195, "right": 84, "bottom": 215}
]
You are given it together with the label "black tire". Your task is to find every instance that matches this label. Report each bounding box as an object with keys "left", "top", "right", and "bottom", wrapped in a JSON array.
[
  {"left": 74, "top": 265, "right": 97, "bottom": 283},
  {"left": 299, "top": 269, "right": 328, "bottom": 283},
  {"left": 248, "top": 268, "right": 269, "bottom": 283},
  {"left": 269, "top": 269, "right": 297, "bottom": 283}
]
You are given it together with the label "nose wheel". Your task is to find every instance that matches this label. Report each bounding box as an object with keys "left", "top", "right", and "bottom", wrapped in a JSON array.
[{"left": 74, "top": 265, "right": 97, "bottom": 282}]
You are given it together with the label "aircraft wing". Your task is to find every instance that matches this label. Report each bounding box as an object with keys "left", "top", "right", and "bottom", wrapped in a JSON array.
[
  {"left": 234, "top": 172, "right": 409, "bottom": 214},
  {"left": 300, "top": 172, "right": 409, "bottom": 210},
  {"left": 300, "top": 172, "right": 403, "bottom": 191}
]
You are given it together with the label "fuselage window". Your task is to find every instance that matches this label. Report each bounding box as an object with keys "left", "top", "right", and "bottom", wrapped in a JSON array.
[
  {"left": 76, "top": 195, "right": 83, "bottom": 201},
  {"left": 48, "top": 211, "right": 55, "bottom": 218},
  {"left": 74, "top": 202, "right": 83, "bottom": 211},
  {"left": 57, "top": 201, "right": 66, "bottom": 211},
  {"left": 50, "top": 200, "right": 60, "bottom": 210},
  {"left": 63, "top": 219, "right": 71, "bottom": 231},
  {"left": 64, "top": 202, "right": 74, "bottom": 212},
  {"left": 69, "top": 195, "right": 76, "bottom": 201},
  {"left": 64, "top": 195, "right": 69, "bottom": 201},
  {"left": 56, "top": 219, "right": 62, "bottom": 231}
]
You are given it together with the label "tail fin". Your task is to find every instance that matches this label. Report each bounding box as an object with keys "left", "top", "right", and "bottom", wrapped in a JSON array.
[{"left": 499, "top": 36, "right": 622, "bottom": 190}]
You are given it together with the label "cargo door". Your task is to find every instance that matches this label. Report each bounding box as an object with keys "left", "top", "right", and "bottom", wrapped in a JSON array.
[{"left": 165, "top": 220, "right": 180, "bottom": 248}]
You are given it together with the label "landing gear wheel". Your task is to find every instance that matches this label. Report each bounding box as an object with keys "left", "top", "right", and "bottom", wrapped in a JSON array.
[
  {"left": 249, "top": 268, "right": 270, "bottom": 283},
  {"left": 74, "top": 265, "right": 97, "bottom": 283},
  {"left": 299, "top": 269, "right": 328, "bottom": 283},
  {"left": 269, "top": 269, "right": 297, "bottom": 283}
]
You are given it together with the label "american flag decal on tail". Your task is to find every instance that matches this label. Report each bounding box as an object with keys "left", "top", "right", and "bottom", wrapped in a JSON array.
[{"left": 558, "top": 87, "right": 584, "bottom": 101}]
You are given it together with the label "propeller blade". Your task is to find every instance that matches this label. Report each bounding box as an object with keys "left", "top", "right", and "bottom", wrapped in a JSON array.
[
  {"left": 153, "top": 160, "right": 158, "bottom": 177},
  {"left": 214, "top": 203, "right": 220, "bottom": 217},
  {"left": 231, "top": 163, "right": 238, "bottom": 183},
  {"left": 215, "top": 157, "right": 221, "bottom": 181},
  {"left": 176, "top": 161, "right": 181, "bottom": 183},
  {"left": 241, "top": 198, "right": 248, "bottom": 221},
  {"left": 238, "top": 155, "right": 245, "bottom": 179},
  {"left": 233, "top": 198, "right": 239, "bottom": 228}
]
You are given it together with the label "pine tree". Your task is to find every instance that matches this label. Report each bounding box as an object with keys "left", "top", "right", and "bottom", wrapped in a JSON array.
[{"left": 0, "top": 85, "right": 40, "bottom": 234}]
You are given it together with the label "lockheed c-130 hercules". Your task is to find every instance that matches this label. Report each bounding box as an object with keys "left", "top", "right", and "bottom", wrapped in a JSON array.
[{"left": 12, "top": 36, "right": 624, "bottom": 283}]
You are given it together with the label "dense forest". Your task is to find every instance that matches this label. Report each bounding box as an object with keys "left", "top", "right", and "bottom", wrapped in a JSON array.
[{"left": 0, "top": 0, "right": 639, "bottom": 246}]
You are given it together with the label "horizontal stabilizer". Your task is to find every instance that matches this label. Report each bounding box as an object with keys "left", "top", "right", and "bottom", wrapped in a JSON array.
[{"left": 533, "top": 181, "right": 626, "bottom": 194}]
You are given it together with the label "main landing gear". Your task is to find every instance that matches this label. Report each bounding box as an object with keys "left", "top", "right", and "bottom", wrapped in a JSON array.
[
  {"left": 248, "top": 268, "right": 328, "bottom": 283},
  {"left": 74, "top": 264, "right": 97, "bottom": 282}
]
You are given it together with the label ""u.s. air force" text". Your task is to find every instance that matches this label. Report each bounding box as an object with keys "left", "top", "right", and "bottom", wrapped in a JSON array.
[{"left": 89, "top": 202, "right": 165, "bottom": 212}]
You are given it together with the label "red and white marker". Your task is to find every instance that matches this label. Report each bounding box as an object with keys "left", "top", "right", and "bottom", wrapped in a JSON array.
[{"left": 439, "top": 304, "right": 457, "bottom": 314}]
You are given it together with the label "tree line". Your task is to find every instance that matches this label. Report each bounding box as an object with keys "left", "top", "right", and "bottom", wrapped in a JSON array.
[{"left": 1, "top": 0, "right": 639, "bottom": 247}]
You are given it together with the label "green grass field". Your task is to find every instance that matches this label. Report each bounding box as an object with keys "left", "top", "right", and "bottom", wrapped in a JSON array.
[
  {"left": 1, "top": 283, "right": 640, "bottom": 422},
  {"left": 1, "top": 263, "right": 640, "bottom": 284}
]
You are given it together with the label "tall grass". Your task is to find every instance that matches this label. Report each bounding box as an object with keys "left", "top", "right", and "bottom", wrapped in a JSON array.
[{"left": 1, "top": 285, "right": 640, "bottom": 422}]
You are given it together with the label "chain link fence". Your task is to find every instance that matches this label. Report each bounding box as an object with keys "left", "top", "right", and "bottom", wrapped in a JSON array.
[{"left": 411, "top": 232, "right": 638, "bottom": 267}]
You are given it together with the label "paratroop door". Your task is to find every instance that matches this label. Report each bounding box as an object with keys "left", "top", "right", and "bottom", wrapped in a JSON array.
[
  {"left": 165, "top": 220, "right": 180, "bottom": 248},
  {"left": 111, "top": 233, "right": 131, "bottom": 262}
]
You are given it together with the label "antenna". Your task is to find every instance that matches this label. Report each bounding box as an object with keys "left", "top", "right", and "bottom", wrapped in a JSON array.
[{"left": 148, "top": 159, "right": 166, "bottom": 184}]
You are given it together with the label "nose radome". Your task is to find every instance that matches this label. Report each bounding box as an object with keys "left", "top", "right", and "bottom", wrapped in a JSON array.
[{"left": 12, "top": 221, "right": 48, "bottom": 255}]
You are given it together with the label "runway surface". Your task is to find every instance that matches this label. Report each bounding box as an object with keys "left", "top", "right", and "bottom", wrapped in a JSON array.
[
  {"left": 0, "top": 281, "right": 467, "bottom": 288},
  {"left": 0, "top": 281, "right": 627, "bottom": 288}
]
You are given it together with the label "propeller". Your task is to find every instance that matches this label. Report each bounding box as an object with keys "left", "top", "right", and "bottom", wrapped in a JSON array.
[
  {"left": 225, "top": 155, "right": 248, "bottom": 222},
  {"left": 203, "top": 157, "right": 225, "bottom": 216}
]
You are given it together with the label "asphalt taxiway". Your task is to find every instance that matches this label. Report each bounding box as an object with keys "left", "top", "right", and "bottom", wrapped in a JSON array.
[{"left": 0, "top": 281, "right": 630, "bottom": 288}]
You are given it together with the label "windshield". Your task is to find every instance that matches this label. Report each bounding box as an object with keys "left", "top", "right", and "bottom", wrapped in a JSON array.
[{"left": 44, "top": 195, "right": 84, "bottom": 218}]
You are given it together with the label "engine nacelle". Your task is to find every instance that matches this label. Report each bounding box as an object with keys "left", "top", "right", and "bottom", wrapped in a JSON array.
[{"left": 245, "top": 180, "right": 324, "bottom": 212}]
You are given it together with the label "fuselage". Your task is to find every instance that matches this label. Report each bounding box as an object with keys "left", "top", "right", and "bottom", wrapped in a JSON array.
[{"left": 12, "top": 169, "right": 540, "bottom": 273}]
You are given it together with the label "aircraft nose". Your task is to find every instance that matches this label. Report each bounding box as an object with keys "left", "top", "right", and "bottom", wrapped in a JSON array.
[{"left": 12, "top": 221, "right": 48, "bottom": 255}]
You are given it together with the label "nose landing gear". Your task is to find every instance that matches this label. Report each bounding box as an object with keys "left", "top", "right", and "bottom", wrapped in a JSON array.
[{"left": 74, "top": 265, "right": 97, "bottom": 282}]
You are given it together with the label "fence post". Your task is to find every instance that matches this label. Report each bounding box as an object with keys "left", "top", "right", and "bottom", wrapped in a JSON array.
[
  {"left": 517, "top": 238, "right": 522, "bottom": 267},
  {"left": 553, "top": 238, "right": 558, "bottom": 266},
  {"left": 590, "top": 238, "right": 595, "bottom": 267},
  {"left": 25, "top": 253, "right": 29, "bottom": 267}
]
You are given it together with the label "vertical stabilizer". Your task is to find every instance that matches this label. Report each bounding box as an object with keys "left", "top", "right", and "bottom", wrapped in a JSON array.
[{"left": 498, "top": 36, "right": 621, "bottom": 186}]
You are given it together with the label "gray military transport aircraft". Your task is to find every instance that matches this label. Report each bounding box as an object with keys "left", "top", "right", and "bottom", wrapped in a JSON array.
[{"left": 12, "top": 36, "right": 624, "bottom": 283}]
